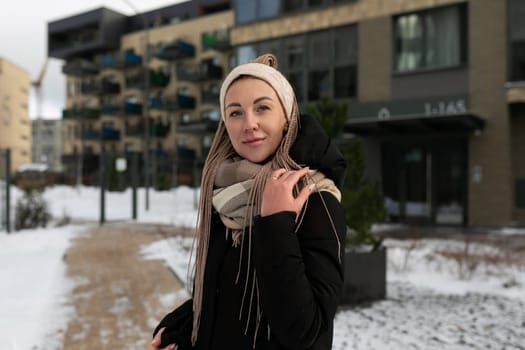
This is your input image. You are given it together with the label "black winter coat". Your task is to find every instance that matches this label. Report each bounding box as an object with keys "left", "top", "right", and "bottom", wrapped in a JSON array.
[{"left": 155, "top": 114, "right": 347, "bottom": 350}]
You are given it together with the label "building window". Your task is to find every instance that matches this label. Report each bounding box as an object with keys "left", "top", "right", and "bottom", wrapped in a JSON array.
[
  {"left": 282, "top": 0, "right": 304, "bottom": 12},
  {"left": 308, "top": 70, "right": 330, "bottom": 100},
  {"left": 234, "top": 25, "right": 357, "bottom": 102},
  {"left": 236, "top": 45, "right": 258, "bottom": 64},
  {"left": 394, "top": 5, "right": 466, "bottom": 72},
  {"left": 235, "top": 0, "right": 257, "bottom": 24},
  {"left": 334, "top": 66, "right": 356, "bottom": 98},
  {"left": 258, "top": 0, "right": 280, "bottom": 19},
  {"left": 235, "top": 0, "right": 357, "bottom": 23},
  {"left": 509, "top": 0, "right": 525, "bottom": 81}
]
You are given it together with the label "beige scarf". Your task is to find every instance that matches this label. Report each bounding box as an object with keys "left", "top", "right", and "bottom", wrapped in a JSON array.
[{"left": 212, "top": 158, "right": 341, "bottom": 238}]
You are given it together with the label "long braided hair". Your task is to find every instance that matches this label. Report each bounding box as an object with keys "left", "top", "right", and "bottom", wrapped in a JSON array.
[{"left": 190, "top": 53, "right": 307, "bottom": 345}]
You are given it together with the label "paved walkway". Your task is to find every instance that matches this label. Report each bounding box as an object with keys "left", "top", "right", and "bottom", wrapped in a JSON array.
[{"left": 61, "top": 223, "right": 191, "bottom": 350}]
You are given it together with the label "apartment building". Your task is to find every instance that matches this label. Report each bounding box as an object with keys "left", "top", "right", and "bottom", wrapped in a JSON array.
[
  {"left": 0, "top": 58, "right": 31, "bottom": 175},
  {"left": 229, "top": 0, "right": 525, "bottom": 227},
  {"left": 31, "top": 118, "right": 63, "bottom": 173},
  {"left": 48, "top": 0, "right": 233, "bottom": 186},
  {"left": 48, "top": 0, "right": 525, "bottom": 227}
]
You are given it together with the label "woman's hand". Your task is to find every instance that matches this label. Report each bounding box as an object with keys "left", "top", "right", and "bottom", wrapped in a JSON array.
[
  {"left": 148, "top": 327, "right": 177, "bottom": 350},
  {"left": 261, "top": 167, "right": 313, "bottom": 217}
]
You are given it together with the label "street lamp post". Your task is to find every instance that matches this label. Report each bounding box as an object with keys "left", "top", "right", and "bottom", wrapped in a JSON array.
[{"left": 122, "top": 0, "right": 151, "bottom": 211}]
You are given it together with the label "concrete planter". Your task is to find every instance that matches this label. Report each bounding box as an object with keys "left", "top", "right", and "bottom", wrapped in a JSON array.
[{"left": 341, "top": 247, "right": 387, "bottom": 304}]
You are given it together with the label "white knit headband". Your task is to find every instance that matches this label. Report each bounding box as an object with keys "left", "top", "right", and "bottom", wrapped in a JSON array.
[{"left": 219, "top": 62, "right": 296, "bottom": 122}]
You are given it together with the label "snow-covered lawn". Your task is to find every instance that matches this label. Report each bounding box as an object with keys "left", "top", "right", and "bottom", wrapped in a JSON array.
[{"left": 1, "top": 185, "right": 524, "bottom": 349}]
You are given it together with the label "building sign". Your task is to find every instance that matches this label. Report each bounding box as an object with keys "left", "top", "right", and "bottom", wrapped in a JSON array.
[{"left": 348, "top": 95, "right": 469, "bottom": 122}]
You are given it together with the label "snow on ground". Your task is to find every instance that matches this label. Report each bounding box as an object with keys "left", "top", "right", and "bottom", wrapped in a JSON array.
[
  {"left": 142, "top": 234, "right": 525, "bottom": 349},
  {"left": 0, "top": 225, "right": 86, "bottom": 350},
  {"left": 1, "top": 185, "right": 525, "bottom": 349}
]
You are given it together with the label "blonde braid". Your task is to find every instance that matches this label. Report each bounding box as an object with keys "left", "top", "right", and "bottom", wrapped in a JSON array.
[{"left": 191, "top": 54, "right": 307, "bottom": 346}]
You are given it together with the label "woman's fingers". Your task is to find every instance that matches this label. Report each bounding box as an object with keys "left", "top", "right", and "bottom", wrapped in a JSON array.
[
  {"left": 148, "top": 327, "right": 164, "bottom": 349},
  {"left": 262, "top": 167, "right": 313, "bottom": 216},
  {"left": 270, "top": 167, "right": 309, "bottom": 185},
  {"left": 148, "top": 328, "right": 177, "bottom": 350}
]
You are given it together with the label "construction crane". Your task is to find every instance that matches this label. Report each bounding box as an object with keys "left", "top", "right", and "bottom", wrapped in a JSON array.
[{"left": 31, "top": 58, "right": 49, "bottom": 164}]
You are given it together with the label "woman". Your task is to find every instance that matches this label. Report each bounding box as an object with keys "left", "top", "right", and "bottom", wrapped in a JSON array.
[{"left": 149, "top": 54, "right": 347, "bottom": 350}]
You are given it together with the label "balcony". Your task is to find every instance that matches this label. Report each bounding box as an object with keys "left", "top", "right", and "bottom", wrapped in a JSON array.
[
  {"left": 48, "top": 8, "right": 126, "bottom": 60},
  {"left": 177, "top": 59, "right": 223, "bottom": 82},
  {"left": 101, "top": 126, "right": 120, "bottom": 141},
  {"left": 62, "top": 107, "right": 100, "bottom": 120},
  {"left": 124, "top": 101, "right": 143, "bottom": 115},
  {"left": 101, "top": 79, "right": 121, "bottom": 94},
  {"left": 177, "top": 109, "right": 219, "bottom": 134},
  {"left": 177, "top": 146, "right": 196, "bottom": 160},
  {"left": 149, "top": 121, "right": 171, "bottom": 138},
  {"left": 201, "top": 84, "right": 220, "bottom": 105},
  {"left": 81, "top": 129, "right": 98, "bottom": 140},
  {"left": 125, "top": 70, "right": 170, "bottom": 90},
  {"left": 150, "top": 93, "right": 196, "bottom": 111},
  {"left": 81, "top": 78, "right": 121, "bottom": 96},
  {"left": 124, "top": 121, "right": 143, "bottom": 137},
  {"left": 154, "top": 39, "right": 195, "bottom": 61},
  {"left": 62, "top": 59, "right": 99, "bottom": 77},
  {"left": 81, "top": 81, "right": 101, "bottom": 95},
  {"left": 100, "top": 102, "right": 122, "bottom": 115},
  {"left": 202, "top": 28, "right": 230, "bottom": 51},
  {"left": 81, "top": 126, "right": 120, "bottom": 141},
  {"left": 98, "top": 49, "right": 142, "bottom": 69}
]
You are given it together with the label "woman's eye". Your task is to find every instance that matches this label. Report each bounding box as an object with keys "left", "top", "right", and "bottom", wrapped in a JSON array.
[
  {"left": 256, "top": 105, "right": 270, "bottom": 112},
  {"left": 229, "top": 110, "right": 242, "bottom": 118}
]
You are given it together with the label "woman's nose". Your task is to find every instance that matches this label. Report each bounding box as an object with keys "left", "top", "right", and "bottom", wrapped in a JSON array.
[{"left": 243, "top": 112, "right": 258, "bottom": 132}]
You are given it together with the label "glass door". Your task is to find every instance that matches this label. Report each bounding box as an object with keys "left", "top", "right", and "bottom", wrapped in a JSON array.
[
  {"left": 382, "top": 139, "right": 466, "bottom": 225},
  {"left": 382, "top": 144, "right": 431, "bottom": 223}
]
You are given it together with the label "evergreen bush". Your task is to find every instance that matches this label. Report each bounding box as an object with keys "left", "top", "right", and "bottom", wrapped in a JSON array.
[
  {"left": 15, "top": 188, "right": 52, "bottom": 230},
  {"left": 305, "top": 97, "right": 386, "bottom": 251}
]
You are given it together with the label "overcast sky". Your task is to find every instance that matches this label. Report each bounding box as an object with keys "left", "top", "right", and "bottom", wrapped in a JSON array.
[{"left": 0, "top": 0, "right": 184, "bottom": 120}]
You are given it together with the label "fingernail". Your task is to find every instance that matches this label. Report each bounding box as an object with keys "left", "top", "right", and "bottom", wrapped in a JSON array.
[{"left": 308, "top": 183, "right": 315, "bottom": 191}]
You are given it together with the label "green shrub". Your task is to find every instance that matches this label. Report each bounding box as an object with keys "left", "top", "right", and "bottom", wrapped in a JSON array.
[{"left": 306, "top": 97, "right": 386, "bottom": 250}]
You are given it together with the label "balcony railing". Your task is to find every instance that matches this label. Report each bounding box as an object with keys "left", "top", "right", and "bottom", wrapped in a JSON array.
[
  {"left": 100, "top": 103, "right": 122, "bottom": 115},
  {"left": 177, "top": 59, "right": 223, "bottom": 82},
  {"left": 81, "top": 127, "right": 120, "bottom": 141},
  {"left": 124, "top": 101, "right": 143, "bottom": 115},
  {"left": 125, "top": 122, "right": 143, "bottom": 137},
  {"left": 101, "top": 126, "right": 120, "bottom": 141},
  {"left": 98, "top": 49, "right": 142, "bottom": 69},
  {"left": 154, "top": 39, "right": 195, "bottom": 61},
  {"left": 125, "top": 70, "right": 170, "bottom": 89},
  {"left": 202, "top": 28, "right": 230, "bottom": 51},
  {"left": 62, "top": 107, "right": 100, "bottom": 120},
  {"left": 201, "top": 84, "right": 220, "bottom": 105},
  {"left": 62, "top": 59, "right": 99, "bottom": 77},
  {"left": 177, "top": 109, "right": 219, "bottom": 134},
  {"left": 81, "top": 79, "right": 121, "bottom": 96},
  {"left": 149, "top": 121, "right": 171, "bottom": 138},
  {"left": 150, "top": 93, "right": 196, "bottom": 111}
]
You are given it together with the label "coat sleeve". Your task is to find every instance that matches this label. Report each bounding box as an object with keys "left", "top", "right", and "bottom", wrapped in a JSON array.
[
  {"left": 153, "top": 298, "right": 194, "bottom": 350},
  {"left": 253, "top": 191, "right": 346, "bottom": 349}
]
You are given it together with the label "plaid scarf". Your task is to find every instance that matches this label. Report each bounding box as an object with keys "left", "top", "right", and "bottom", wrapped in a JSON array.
[
  {"left": 212, "top": 158, "right": 341, "bottom": 242},
  {"left": 212, "top": 158, "right": 260, "bottom": 245}
]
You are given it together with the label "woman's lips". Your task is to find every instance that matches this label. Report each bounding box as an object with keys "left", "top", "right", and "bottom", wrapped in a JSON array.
[{"left": 242, "top": 137, "right": 264, "bottom": 146}]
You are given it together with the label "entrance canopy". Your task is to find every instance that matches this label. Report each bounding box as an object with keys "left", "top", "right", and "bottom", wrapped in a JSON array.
[{"left": 345, "top": 95, "right": 485, "bottom": 136}]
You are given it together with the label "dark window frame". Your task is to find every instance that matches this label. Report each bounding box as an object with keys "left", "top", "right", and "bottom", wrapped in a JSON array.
[
  {"left": 234, "top": 0, "right": 357, "bottom": 24},
  {"left": 234, "top": 24, "right": 357, "bottom": 103},
  {"left": 392, "top": 3, "right": 468, "bottom": 74},
  {"left": 508, "top": 0, "right": 525, "bottom": 81}
]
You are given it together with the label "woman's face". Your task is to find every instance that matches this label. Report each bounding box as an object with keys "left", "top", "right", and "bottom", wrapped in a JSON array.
[{"left": 223, "top": 78, "right": 287, "bottom": 163}]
